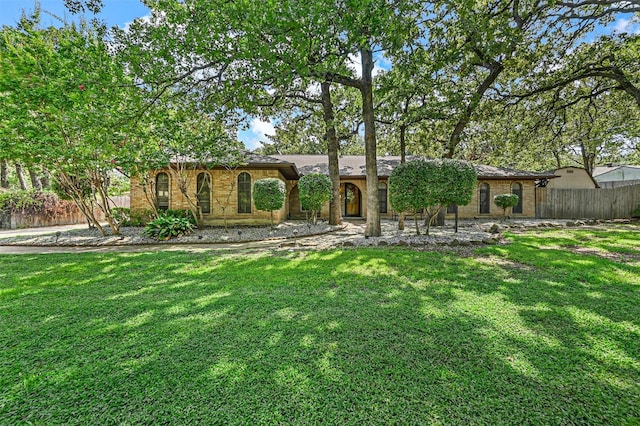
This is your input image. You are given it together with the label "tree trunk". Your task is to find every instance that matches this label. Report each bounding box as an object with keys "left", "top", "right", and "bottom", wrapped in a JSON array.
[
  {"left": 398, "top": 124, "right": 407, "bottom": 231},
  {"left": 28, "top": 168, "right": 43, "bottom": 191},
  {"left": 361, "top": 47, "right": 381, "bottom": 237},
  {"left": 445, "top": 62, "right": 504, "bottom": 158},
  {"left": 0, "top": 159, "right": 8, "bottom": 188},
  {"left": 40, "top": 172, "right": 51, "bottom": 190},
  {"left": 15, "top": 163, "right": 27, "bottom": 190},
  {"left": 399, "top": 123, "right": 407, "bottom": 163},
  {"left": 322, "top": 81, "right": 342, "bottom": 226}
]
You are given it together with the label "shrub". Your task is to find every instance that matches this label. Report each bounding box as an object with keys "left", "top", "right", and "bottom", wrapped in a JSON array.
[
  {"left": 0, "top": 190, "right": 77, "bottom": 217},
  {"left": 253, "top": 178, "right": 286, "bottom": 228},
  {"left": 163, "top": 209, "right": 197, "bottom": 225},
  {"left": 632, "top": 202, "right": 640, "bottom": 218},
  {"left": 494, "top": 193, "right": 520, "bottom": 220},
  {"left": 143, "top": 215, "right": 195, "bottom": 240},
  {"left": 298, "top": 174, "right": 332, "bottom": 224},
  {"left": 389, "top": 159, "right": 476, "bottom": 234}
]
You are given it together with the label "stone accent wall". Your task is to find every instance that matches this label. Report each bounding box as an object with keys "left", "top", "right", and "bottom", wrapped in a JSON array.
[
  {"left": 450, "top": 179, "right": 537, "bottom": 219},
  {"left": 131, "top": 168, "right": 291, "bottom": 226}
]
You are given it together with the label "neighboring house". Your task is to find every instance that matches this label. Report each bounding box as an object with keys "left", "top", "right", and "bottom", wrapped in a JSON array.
[
  {"left": 129, "top": 153, "right": 556, "bottom": 225},
  {"left": 592, "top": 164, "right": 640, "bottom": 188},
  {"left": 546, "top": 166, "right": 599, "bottom": 189}
]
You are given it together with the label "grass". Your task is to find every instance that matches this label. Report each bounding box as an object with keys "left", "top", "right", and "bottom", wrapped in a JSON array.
[{"left": 1, "top": 226, "right": 639, "bottom": 424}]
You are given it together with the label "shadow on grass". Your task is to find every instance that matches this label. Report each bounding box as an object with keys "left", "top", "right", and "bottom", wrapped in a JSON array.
[{"left": 0, "top": 244, "right": 638, "bottom": 424}]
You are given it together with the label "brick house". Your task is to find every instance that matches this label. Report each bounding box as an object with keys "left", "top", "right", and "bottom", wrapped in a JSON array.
[{"left": 129, "top": 153, "right": 556, "bottom": 225}]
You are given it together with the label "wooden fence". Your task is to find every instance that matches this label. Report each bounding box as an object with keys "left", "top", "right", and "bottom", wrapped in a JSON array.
[{"left": 536, "top": 184, "right": 640, "bottom": 219}]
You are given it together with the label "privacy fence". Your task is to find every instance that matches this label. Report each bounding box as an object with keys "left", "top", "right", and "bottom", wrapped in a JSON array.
[
  {"left": 0, "top": 196, "right": 130, "bottom": 230},
  {"left": 536, "top": 184, "right": 640, "bottom": 219}
]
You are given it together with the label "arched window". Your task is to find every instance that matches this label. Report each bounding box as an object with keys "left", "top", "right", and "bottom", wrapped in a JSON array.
[
  {"left": 512, "top": 182, "right": 523, "bottom": 214},
  {"left": 237, "top": 172, "right": 251, "bottom": 213},
  {"left": 197, "top": 172, "right": 211, "bottom": 214},
  {"left": 156, "top": 172, "right": 169, "bottom": 211},
  {"left": 378, "top": 182, "right": 388, "bottom": 213},
  {"left": 479, "top": 182, "right": 490, "bottom": 214}
]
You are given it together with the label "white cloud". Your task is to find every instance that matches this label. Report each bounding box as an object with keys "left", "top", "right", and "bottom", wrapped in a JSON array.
[
  {"left": 612, "top": 16, "right": 640, "bottom": 34},
  {"left": 239, "top": 118, "right": 276, "bottom": 150},
  {"left": 122, "top": 13, "right": 153, "bottom": 32},
  {"left": 250, "top": 118, "right": 275, "bottom": 137}
]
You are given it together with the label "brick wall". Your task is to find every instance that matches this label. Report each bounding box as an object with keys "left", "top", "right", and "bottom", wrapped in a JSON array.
[
  {"left": 450, "top": 179, "right": 537, "bottom": 219},
  {"left": 131, "top": 168, "right": 291, "bottom": 226}
]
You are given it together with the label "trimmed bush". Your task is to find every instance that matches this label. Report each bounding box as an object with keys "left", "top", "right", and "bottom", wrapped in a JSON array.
[
  {"left": 298, "top": 174, "right": 332, "bottom": 224},
  {"left": 144, "top": 215, "right": 195, "bottom": 240},
  {"left": 494, "top": 193, "right": 520, "bottom": 220},
  {"left": 389, "top": 159, "right": 476, "bottom": 234},
  {"left": 253, "top": 178, "right": 286, "bottom": 228}
]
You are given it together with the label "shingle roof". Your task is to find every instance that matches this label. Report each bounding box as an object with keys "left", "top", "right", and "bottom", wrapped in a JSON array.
[{"left": 273, "top": 155, "right": 555, "bottom": 179}]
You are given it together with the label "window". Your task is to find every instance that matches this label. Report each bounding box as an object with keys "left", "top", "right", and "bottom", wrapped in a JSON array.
[
  {"left": 378, "top": 182, "right": 388, "bottom": 213},
  {"left": 479, "top": 182, "right": 490, "bottom": 214},
  {"left": 512, "top": 182, "right": 523, "bottom": 214},
  {"left": 197, "top": 172, "right": 211, "bottom": 214},
  {"left": 156, "top": 172, "right": 169, "bottom": 211},
  {"left": 237, "top": 172, "right": 251, "bottom": 213}
]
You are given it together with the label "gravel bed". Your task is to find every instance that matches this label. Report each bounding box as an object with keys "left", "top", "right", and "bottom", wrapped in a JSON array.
[
  {"left": 0, "top": 222, "right": 341, "bottom": 247},
  {"left": 0, "top": 217, "right": 635, "bottom": 250}
]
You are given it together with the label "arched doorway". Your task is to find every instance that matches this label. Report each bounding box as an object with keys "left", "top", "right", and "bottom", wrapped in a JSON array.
[{"left": 343, "top": 183, "right": 361, "bottom": 217}]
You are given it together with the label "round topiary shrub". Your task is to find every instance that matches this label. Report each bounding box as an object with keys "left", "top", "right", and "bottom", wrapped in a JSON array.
[
  {"left": 298, "top": 173, "right": 332, "bottom": 224},
  {"left": 253, "top": 178, "right": 286, "bottom": 228},
  {"left": 493, "top": 193, "right": 520, "bottom": 220}
]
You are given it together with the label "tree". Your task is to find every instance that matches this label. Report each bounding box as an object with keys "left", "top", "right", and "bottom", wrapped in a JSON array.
[
  {"left": 389, "top": 159, "right": 476, "bottom": 235},
  {"left": 298, "top": 174, "right": 332, "bottom": 225},
  {"left": 494, "top": 194, "right": 520, "bottom": 221},
  {"left": 119, "top": 0, "right": 427, "bottom": 237},
  {"left": 0, "top": 15, "right": 146, "bottom": 235},
  {"left": 253, "top": 178, "right": 286, "bottom": 229}
]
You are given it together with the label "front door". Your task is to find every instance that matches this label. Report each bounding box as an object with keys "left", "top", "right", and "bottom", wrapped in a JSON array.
[{"left": 344, "top": 183, "right": 361, "bottom": 217}]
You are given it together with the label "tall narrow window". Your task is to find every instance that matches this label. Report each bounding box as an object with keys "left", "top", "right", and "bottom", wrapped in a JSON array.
[
  {"left": 512, "top": 182, "right": 523, "bottom": 214},
  {"left": 197, "top": 172, "right": 211, "bottom": 214},
  {"left": 237, "top": 172, "right": 251, "bottom": 213},
  {"left": 378, "top": 182, "right": 388, "bottom": 213},
  {"left": 156, "top": 172, "right": 169, "bottom": 211},
  {"left": 479, "top": 182, "right": 490, "bottom": 214}
]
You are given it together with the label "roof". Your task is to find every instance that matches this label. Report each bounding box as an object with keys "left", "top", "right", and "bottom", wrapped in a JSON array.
[
  {"left": 170, "top": 151, "right": 299, "bottom": 180},
  {"left": 592, "top": 164, "right": 640, "bottom": 178},
  {"left": 273, "top": 155, "right": 556, "bottom": 180},
  {"left": 272, "top": 155, "right": 405, "bottom": 177}
]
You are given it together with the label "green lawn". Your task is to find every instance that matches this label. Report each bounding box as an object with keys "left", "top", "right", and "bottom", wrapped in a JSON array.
[{"left": 1, "top": 227, "right": 639, "bottom": 424}]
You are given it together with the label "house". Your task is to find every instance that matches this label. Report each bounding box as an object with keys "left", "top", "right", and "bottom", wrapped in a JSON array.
[
  {"left": 592, "top": 164, "right": 640, "bottom": 188},
  {"left": 545, "top": 166, "right": 599, "bottom": 189},
  {"left": 129, "top": 153, "right": 556, "bottom": 225}
]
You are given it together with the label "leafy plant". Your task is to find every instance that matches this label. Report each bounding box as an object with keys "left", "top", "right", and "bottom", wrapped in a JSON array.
[
  {"left": 143, "top": 215, "right": 195, "bottom": 240},
  {"left": 163, "top": 209, "right": 197, "bottom": 225},
  {"left": 298, "top": 174, "right": 332, "bottom": 224},
  {"left": 0, "top": 190, "right": 77, "bottom": 217},
  {"left": 494, "top": 193, "right": 520, "bottom": 221},
  {"left": 389, "top": 159, "right": 477, "bottom": 235},
  {"left": 253, "top": 178, "right": 286, "bottom": 228}
]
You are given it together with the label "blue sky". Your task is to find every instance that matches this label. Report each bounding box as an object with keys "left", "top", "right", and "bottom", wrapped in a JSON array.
[{"left": 1, "top": 1, "right": 637, "bottom": 150}]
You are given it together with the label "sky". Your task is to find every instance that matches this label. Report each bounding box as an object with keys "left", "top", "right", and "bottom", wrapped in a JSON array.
[{"left": 1, "top": 1, "right": 638, "bottom": 151}]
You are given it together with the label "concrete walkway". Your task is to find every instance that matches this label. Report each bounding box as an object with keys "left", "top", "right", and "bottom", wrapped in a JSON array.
[{"left": 0, "top": 223, "right": 99, "bottom": 239}]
